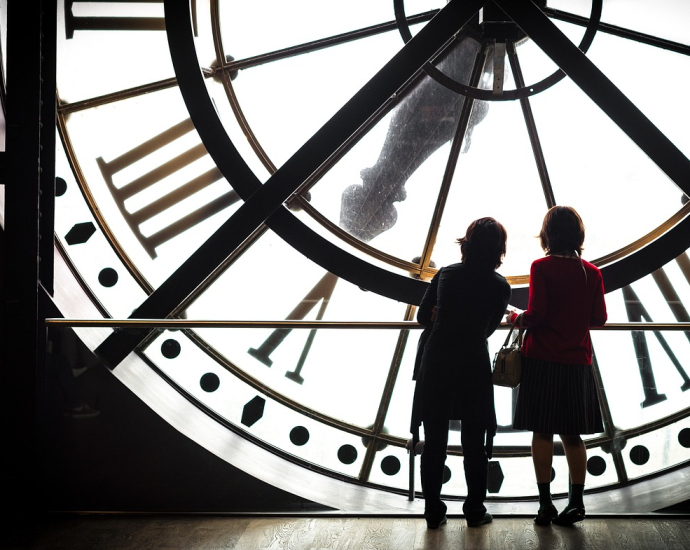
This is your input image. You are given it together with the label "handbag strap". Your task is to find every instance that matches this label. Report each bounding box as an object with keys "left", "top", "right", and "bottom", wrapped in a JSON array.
[
  {"left": 501, "top": 313, "right": 524, "bottom": 347},
  {"left": 515, "top": 313, "right": 524, "bottom": 345}
]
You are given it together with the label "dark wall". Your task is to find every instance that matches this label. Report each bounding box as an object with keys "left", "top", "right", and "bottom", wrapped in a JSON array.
[{"left": 43, "top": 327, "right": 330, "bottom": 513}]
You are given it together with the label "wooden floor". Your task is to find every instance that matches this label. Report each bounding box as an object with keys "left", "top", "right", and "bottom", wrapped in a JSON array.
[{"left": 3, "top": 514, "right": 690, "bottom": 550}]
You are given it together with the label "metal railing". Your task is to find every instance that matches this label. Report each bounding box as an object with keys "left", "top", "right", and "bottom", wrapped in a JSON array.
[{"left": 43, "top": 319, "right": 690, "bottom": 330}]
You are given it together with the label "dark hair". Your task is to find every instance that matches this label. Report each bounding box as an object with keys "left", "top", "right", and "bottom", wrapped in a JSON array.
[
  {"left": 457, "top": 217, "right": 507, "bottom": 270},
  {"left": 539, "top": 206, "right": 585, "bottom": 256}
]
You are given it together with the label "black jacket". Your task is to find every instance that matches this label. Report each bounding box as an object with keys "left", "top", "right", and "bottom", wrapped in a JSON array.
[{"left": 411, "top": 263, "right": 511, "bottom": 438}]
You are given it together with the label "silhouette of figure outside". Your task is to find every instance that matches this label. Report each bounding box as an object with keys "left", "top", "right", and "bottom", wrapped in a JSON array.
[{"left": 339, "top": 31, "right": 489, "bottom": 243}]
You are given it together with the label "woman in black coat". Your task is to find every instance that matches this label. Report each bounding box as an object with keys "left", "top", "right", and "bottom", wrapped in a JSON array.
[{"left": 412, "top": 217, "right": 511, "bottom": 528}]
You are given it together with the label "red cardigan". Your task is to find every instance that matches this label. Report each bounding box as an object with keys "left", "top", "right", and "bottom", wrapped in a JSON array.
[{"left": 511, "top": 256, "right": 607, "bottom": 365}]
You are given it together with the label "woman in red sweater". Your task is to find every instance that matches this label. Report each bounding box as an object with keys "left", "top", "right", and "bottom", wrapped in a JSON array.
[{"left": 509, "top": 206, "right": 607, "bottom": 526}]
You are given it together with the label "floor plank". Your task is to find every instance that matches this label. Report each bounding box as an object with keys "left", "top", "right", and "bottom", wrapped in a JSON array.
[
  {"left": 653, "top": 518, "right": 690, "bottom": 550},
  {"left": 3, "top": 514, "right": 690, "bottom": 550}
]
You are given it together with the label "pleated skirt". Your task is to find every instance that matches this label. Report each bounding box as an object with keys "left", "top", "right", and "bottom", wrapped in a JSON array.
[{"left": 513, "top": 358, "right": 604, "bottom": 435}]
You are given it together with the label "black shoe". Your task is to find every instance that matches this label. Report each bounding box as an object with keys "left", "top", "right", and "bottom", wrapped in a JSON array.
[
  {"left": 553, "top": 507, "right": 585, "bottom": 526},
  {"left": 466, "top": 512, "right": 493, "bottom": 527},
  {"left": 534, "top": 504, "right": 558, "bottom": 526},
  {"left": 426, "top": 515, "right": 447, "bottom": 529}
]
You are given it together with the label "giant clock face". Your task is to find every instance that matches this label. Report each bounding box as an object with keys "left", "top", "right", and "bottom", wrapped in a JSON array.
[{"left": 49, "top": 0, "right": 690, "bottom": 510}]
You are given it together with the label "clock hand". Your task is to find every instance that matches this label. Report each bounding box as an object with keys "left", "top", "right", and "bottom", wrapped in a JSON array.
[
  {"left": 339, "top": 31, "right": 489, "bottom": 243},
  {"left": 95, "top": 0, "right": 488, "bottom": 368}
]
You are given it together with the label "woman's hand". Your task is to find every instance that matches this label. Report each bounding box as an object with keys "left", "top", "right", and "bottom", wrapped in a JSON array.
[{"left": 505, "top": 308, "right": 522, "bottom": 324}]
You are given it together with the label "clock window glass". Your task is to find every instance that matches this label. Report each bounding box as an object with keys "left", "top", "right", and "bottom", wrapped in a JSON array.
[
  {"left": 595, "top": 325, "right": 690, "bottom": 431},
  {"left": 511, "top": 18, "right": 589, "bottom": 85},
  {"left": 528, "top": 79, "right": 684, "bottom": 262},
  {"left": 224, "top": 34, "right": 402, "bottom": 170},
  {"left": 144, "top": 329, "right": 373, "bottom": 478},
  {"left": 217, "top": 0, "right": 423, "bottom": 59},
  {"left": 597, "top": 0, "right": 690, "bottom": 45},
  {"left": 593, "top": 254, "right": 690, "bottom": 431},
  {"left": 377, "top": 332, "right": 422, "bottom": 436},
  {"left": 270, "top": 204, "right": 424, "bottom": 281},
  {"left": 400, "top": 1, "right": 443, "bottom": 17},
  {"left": 182, "top": 231, "right": 411, "bottom": 428},
  {"left": 55, "top": 136, "right": 150, "bottom": 318},
  {"left": 662, "top": 260, "right": 690, "bottom": 318},
  {"left": 428, "top": 98, "right": 547, "bottom": 276},
  {"left": 57, "top": 1, "right": 175, "bottom": 103},
  {"left": 300, "top": 93, "right": 453, "bottom": 261},
  {"left": 622, "top": 418, "right": 690, "bottom": 481},
  {"left": 546, "top": 0, "right": 591, "bottom": 17},
  {"left": 584, "top": 31, "right": 690, "bottom": 159},
  {"left": 61, "top": 89, "right": 247, "bottom": 287},
  {"left": 366, "top": 445, "right": 409, "bottom": 486}
]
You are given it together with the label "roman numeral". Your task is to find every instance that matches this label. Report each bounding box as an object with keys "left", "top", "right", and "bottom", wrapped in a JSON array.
[
  {"left": 623, "top": 254, "right": 690, "bottom": 408},
  {"left": 248, "top": 272, "right": 339, "bottom": 383},
  {"left": 97, "top": 118, "right": 239, "bottom": 259},
  {"left": 64, "top": 0, "right": 197, "bottom": 39}
]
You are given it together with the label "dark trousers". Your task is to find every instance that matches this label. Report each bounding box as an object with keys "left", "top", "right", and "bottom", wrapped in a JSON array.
[{"left": 421, "top": 419, "right": 488, "bottom": 521}]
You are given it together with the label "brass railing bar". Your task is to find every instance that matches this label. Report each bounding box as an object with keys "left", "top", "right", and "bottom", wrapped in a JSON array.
[{"left": 45, "top": 319, "right": 690, "bottom": 330}]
